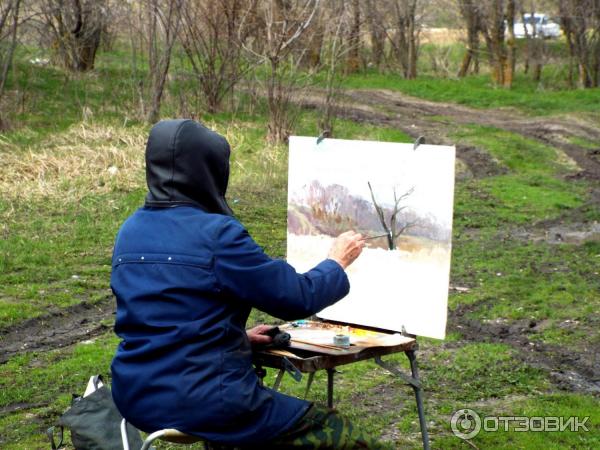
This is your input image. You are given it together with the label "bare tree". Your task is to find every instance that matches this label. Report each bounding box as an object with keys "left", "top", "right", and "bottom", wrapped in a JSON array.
[
  {"left": 365, "top": 0, "right": 385, "bottom": 69},
  {"left": 520, "top": 1, "right": 546, "bottom": 83},
  {"left": 505, "top": 0, "right": 517, "bottom": 87},
  {"left": 179, "top": 0, "right": 248, "bottom": 114},
  {"left": 559, "top": 0, "right": 600, "bottom": 88},
  {"left": 239, "top": 0, "right": 320, "bottom": 143},
  {"left": 144, "top": 0, "right": 182, "bottom": 123},
  {"left": 0, "top": 0, "right": 21, "bottom": 128},
  {"left": 345, "top": 0, "right": 361, "bottom": 73},
  {"left": 479, "top": 0, "right": 516, "bottom": 87},
  {"left": 381, "top": 0, "right": 421, "bottom": 79},
  {"left": 319, "top": 1, "right": 353, "bottom": 135},
  {"left": 42, "top": 0, "right": 106, "bottom": 71},
  {"left": 457, "top": 0, "right": 483, "bottom": 77},
  {"left": 298, "top": 4, "right": 325, "bottom": 70},
  {"left": 368, "top": 181, "right": 416, "bottom": 250}
]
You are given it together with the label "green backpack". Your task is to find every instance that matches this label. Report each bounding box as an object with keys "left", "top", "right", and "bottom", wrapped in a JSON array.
[{"left": 48, "top": 375, "right": 143, "bottom": 450}]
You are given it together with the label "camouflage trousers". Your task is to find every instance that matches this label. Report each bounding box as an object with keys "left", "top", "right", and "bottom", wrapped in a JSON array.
[{"left": 207, "top": 404, "right": 389, "bottom": 449}]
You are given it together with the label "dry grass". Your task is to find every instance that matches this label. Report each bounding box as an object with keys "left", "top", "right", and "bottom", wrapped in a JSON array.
[
  {"left": 0, "top": 120, "right": 285, "bottom": 205},
  {"left": 216, "top": 121, "right": 286, "bottom": 189},
  {"left": 0, "top": 123, "right": 148, "bottom": 202},
  {"left": 420, "top": 27, "right": 465, "bottom": 45}
]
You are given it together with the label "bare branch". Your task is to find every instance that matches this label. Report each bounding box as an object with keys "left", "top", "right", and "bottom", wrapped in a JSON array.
[
  {"left": 367, "top": 181, "right": 392, "bottom": 243},
  {"left": 368, "top": 182, "right": 416, "bottom": 250}
]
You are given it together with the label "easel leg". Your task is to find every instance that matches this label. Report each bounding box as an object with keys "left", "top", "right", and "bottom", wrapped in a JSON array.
[
  {"left": 304, "top": 372, "right": 315, "bottom": 399},
  {"left": 255, "top": 365, "right": 266, "bottom": 387},
  {"left": 405, "top": 350, "right": 430, "bottom": 450},
  {"left": 326, "top": 368, "right": 334, "bottom": 408},
  {"left": 273, "top": 368, "right": 285, "bottom": 391}
]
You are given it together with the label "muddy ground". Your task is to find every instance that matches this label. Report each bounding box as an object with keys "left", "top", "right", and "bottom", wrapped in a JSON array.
[
  {"left": 302, "top": 88, "right": 600, "bottom": 181},
  {"left": 1, "top": 89, "right": 599, "bottom": 415},
  {"left": 0, "top": 294, "right": 114, "bottom": 364}
]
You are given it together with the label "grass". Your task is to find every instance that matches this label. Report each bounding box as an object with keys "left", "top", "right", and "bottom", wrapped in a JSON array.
[
  {"left": 0, "top": 191, "right": 143, "bottom": 327},
  {"left": 431, "top": 393, "right": 600, "bottom": 449},
  {"left": 452, "top": 126, "right": 586, "bottom": 230},
  {"left": 568, "top": 135, "right": 599, "bottom": 150},
  {"left": 450, "top": 238, "right": 600, "bottom": 341},
  {"left": 0, "top": 335, "right": 118, "bottom": 450},
  {"left": 342, "top": 71, "right": 600, "bottom": 117},
  {"left": 1, "top": 43, "right": 599, "bottom": 449}
]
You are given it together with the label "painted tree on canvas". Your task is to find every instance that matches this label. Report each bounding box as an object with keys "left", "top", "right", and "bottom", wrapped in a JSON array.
[{"left": 368, "top": 181, "right": 417, "bottom": 250}]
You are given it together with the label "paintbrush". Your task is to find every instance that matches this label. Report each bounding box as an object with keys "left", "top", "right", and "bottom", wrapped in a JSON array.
[
  {"left": 291, "top": 338, "right": 349, "bottom": 350},
  {"left": 359, "top": 233, "right": 390, "bottom": 241}
]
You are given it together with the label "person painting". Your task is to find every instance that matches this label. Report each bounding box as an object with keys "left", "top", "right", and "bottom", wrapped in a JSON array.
[{"left": 110, "top": 119, "right": 384, "bottom": 449}]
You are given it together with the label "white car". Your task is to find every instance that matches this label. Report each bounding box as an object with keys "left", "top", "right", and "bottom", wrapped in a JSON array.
[{"left": 513, "top": 13, "right": 561, "bottom": 39}]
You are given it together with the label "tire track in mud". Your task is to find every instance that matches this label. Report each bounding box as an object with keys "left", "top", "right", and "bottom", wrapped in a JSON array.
[
  {"left": 300, "top": 88, "right": 600, "bottom": 181},
  {"left": 448, "top": 302, "right": 600, "bottom": 395},
  {"left": 0, "top": 296, "right": 115, "bottom": 364}
]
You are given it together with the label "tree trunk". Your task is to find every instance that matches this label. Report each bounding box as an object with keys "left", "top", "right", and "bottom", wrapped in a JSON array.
[
  {"left": 521, "top": 8, "right": 530, "bottom": 74},
  {"left": 0, "top": 0, "right": 21, "bottom": 129},
  {"left": 146, "top": 0, "right": 180, "bottom": 124},
  {"left": 307, "top": 26, "right": 324, "bottom": 68},
  {"left": 346, "top": 0, "right": 361, "bottom": 73},
  {"left": 390, "top": 0, "right": 419, "bottom": 78},
  {"left": 484, "top": 0, "right": 508, "bottom": 86},
  {"left": 406, "top": 0, "right": 418, "bottom": 79},
  {"left": 0, "top": 0, "right": 20, "bottom": 97},
  {"left": 365, "top": 0, "right": 384, "bottom": 68},
  {"left": 46, "top": 0, "right": 105, "bottom": 72},
  {"left": 528, "top": 7, "right": 544, "bottom": 83},
  {"left": 559, "top": 0, "right": 598, "bottom": 88},
  {"left": 457, "top": 0, "right": 479, "bottom": 77},
  {"left": 503, "top": 0, "right": 516, "bottom": 88}
]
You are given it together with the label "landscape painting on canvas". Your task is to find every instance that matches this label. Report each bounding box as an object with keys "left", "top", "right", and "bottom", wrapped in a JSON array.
[{"left": 287, "top": 136, "right": 456, "bottom": 339}]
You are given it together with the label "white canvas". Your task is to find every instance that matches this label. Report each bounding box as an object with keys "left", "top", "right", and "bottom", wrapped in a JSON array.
[{"left": 287, "top": 136, "right": 455, "bottom": 339}]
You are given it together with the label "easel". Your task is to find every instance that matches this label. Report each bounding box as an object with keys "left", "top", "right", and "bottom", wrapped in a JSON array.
[
  {"left": 253, "top": 330, "right": 431, "bottom": 450},
  {"left": 273, "top": 134, "right": 449, "bottom": 449}
]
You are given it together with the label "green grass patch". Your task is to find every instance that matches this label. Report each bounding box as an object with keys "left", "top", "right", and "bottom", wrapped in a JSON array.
[
  {"left": 5, "top": 54, "right": 143, "bottom": 144},
  {"left": 433, "top": 393, "right": 600, "bottom": 449},
  {"left": 453, "top": 125, "right": 576, "bottom": 175},
  {"left": 0, "top": 191, "right": 143, "bottom": 327},
  {"left": 568, "top": 135, "right": 599, "bottom": 150},
  {"left": 454, "top": 174, "right": 584, "bottom": 230},
  {"left": 451, "top": 126, "right": 586, "bottom": 229},
  {"left": 296, "top": 112, "right": 413, "bottom": 143},
  {"left": 0, "top": 334, "right": 118, "bottom": 449},
  {"left": 423, "top": 343, "right": 548, "bottom": 404},
  {"left": 342, "top": 71, "right": 600, "bottom": 116}
]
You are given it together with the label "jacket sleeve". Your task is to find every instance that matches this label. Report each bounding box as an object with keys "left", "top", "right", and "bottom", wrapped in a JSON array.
[{"left": 213, "top": 218, "right": 350, "bottom": 321}]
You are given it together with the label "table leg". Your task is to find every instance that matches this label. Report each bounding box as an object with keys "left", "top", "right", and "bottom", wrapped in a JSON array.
[
  {"left": 326, "top": 368, "right": 334, "bottom": 408},
  {"left": 405, "top": 350, "right": 430, "bottom": 450}
]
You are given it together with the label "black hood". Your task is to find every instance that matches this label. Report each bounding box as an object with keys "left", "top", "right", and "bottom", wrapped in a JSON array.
[{"left": 144, "top": 119, "right": 234, "bottom": 216}]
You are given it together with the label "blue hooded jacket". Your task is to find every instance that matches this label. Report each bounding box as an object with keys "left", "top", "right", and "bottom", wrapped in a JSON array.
[{"left": 110, "top": 120, "right": 350, "bottom": 445}]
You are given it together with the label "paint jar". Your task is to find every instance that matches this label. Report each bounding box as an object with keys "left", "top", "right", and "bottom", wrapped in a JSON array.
[{"left": 333, "top": 334, "right": 350, "bottom": 348}]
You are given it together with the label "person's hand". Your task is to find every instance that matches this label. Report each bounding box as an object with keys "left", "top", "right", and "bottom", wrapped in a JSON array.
[
  {"left": 246, "top": 324, "right": 274, "bottom": 346},
  {"left": 327, "top": 231, "right": 365, "bottom": 270}
]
